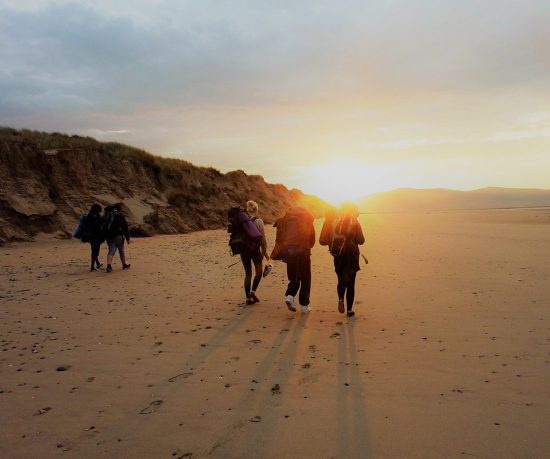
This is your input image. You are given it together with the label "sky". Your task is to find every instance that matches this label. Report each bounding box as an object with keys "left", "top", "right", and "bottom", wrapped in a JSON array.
[{"left": 1, "top": 0, "right": 549, "bottom": 203}]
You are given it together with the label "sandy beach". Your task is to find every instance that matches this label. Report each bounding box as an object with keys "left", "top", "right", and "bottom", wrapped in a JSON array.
[{"left": 1, "top": 209, "right": 550, "bottom": 459}]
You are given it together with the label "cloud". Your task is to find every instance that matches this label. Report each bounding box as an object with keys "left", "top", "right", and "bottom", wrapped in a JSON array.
[
  {"left": 484, "top": 128, "right": 550, "bottom": 142},
  {"left": 1, "top": 0, "right": 549, "bottom": 117}
]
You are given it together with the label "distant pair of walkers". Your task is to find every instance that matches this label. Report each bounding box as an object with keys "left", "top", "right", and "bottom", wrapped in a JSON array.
[
  {"left": 75, "top": 203, "right": 131, "bottom": 272},
  {"left": 273, "top": 203, "right": 364, "bottom": 316}
]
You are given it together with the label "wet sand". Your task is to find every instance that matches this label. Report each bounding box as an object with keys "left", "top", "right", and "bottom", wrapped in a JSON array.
[{"left": 1, "top": 209, "right": 550, "bottom": 458}]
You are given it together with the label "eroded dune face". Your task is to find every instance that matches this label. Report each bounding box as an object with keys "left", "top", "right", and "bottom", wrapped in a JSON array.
[{"left": 0, "top": 130, "right": 329, "bottom": 244}]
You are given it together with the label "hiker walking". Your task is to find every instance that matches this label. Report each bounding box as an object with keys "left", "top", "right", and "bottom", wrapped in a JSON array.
[
  {"left": 271, "top": 207, "right": 315, "bottom": 313},
  {"left": 83, "top": 203, "right": 105, "bottom": 272},
  {"left": 320, "top": 202, "right": 365, "bottom": 317},
  {"left": 103, "top": 204, "right": 131, "bottom": 273},
  {"left": 242, "top": 200, "right": 270, "bottom": 304}
]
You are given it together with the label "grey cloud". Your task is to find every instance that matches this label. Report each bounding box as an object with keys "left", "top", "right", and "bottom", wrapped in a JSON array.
[{"left": 1, "top": 0, "right": 549, "bottom": 117}]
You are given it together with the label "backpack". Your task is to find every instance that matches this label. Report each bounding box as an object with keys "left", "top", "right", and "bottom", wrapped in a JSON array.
[
  {"left": 329, "top": 215, "right": 355, "bottom": 257},
  {"left": 73, "top": 214, "right": 89, "bottom": 241},
  {"left": 101, "top": 208, "right": 118, "bottom": 237},
  {"left": 270, "top": 207, "right": 313, "bottom": 261},
  {"left": 227, "top": 207, "right": 262, "bottom": 256}
]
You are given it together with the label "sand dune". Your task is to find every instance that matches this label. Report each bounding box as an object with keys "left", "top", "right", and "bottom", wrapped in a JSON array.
[{"left": 1, "top": 209, "right": 550, "bottom": 458}]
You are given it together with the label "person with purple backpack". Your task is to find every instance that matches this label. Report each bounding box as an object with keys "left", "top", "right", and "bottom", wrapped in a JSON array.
[{"left": 227, "top": 201, "right": 269, "bottom": 305}]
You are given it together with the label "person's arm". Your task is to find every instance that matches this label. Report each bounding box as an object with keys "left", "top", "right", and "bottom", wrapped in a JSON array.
[
  {"left": 308, "top": 223, "right": 316, "bottom": 248},
  {"left": 355, "top": 220, "right": 365, "bottom": 245},
  {"left": 122, "top": 216, "right": 130, "bottom": 243},
  {"left": 255, "top": 218, "right": 269, "bottom": 259}
]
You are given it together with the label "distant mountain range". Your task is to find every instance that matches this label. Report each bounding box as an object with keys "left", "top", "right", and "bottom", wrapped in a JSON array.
[{"left": 359, "top": 187, "right": 550, "bottom": 212}]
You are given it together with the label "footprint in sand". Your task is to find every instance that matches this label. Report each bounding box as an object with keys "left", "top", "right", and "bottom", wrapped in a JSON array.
[
  {"left": 168, "top": 372, "right": 194, "bottom": 382},
  {"left": 34, "top": 407, "right": 51, "bottom": 416},
  {"left": 139, "top": 400, "right": 163, "bottom": 414}
]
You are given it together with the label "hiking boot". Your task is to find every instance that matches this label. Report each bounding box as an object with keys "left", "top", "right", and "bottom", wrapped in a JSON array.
[
  {"left": 301, "top": 305, "right": 311, "bottom": 313},
  {"left": 246, "top": 298, "right": 255, "bottom": 305},
  {"left": 285, "top": 295, "right": 296, "bottom": 312},
  {"left": 338, "top": 299, "right": 345, "bottom": 314},
  {"left": 250, "top": 292, "right": 260, "bottom": 303},
  {"left": 106, "top": 265, "right": 112, "bottom": 273},
  {"left": 122, "top": 263, "right": 131, "bottom": 270},
  {"left": 96, "top": 262, "right": 103, "bottom": 269},
  {"left": 90, "top": 268, "right": 97, "bottom": 272},
  {"left": 347, "top": 311, "right": 355, "bottom": 317}
]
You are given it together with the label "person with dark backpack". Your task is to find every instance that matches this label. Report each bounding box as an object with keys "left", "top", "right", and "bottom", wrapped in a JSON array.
[
  {"left": 103, "top": 204, "right": 131, "bottom": 273},
  {"left": 271, "top": 207, "right": 315, "bottom": 313},
  {"left": 320, "top": 202, "right": 365, "bottom": 317},
  {"left": 228, "top": 202, "right": 265, "bottom": 305},
  {"left": 82, "top": 203, "right": 104, "bottom": 272}
]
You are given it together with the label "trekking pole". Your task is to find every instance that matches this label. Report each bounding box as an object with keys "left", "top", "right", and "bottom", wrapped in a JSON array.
[
  {"left": 227, "top": 260, "right": 241, "bottom": 268},
  {"left": 360, "top": 252, "right": 369, "bottom": 265}
]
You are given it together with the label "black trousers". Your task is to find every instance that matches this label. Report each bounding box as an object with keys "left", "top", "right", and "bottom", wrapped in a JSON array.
[
  {"left": 241, "top": 250, "right": 263, "bottom": 298},
  {"left": 336, "top": 269, "right": 357, "bottom": 311},
  {"left": 285, "top": 252, "right": 311, "bottom": 306},
  {"left": 90, "top": 241, "right": 102, "bottom": 268}
]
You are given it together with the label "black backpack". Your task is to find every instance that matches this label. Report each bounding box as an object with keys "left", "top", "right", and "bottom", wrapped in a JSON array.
[
  {"left": 101, "top": 208, "right": 120, "bottom": 237},
  {"left": 329, "top": 215, "right": 354, "bottom": 257}
]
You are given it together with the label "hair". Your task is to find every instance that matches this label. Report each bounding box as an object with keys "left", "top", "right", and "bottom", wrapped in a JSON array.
[
  {"left": 114, "top": 203, "right": 122, "bottom": 212},
  {"left": 339, "top": 202, "right": 359, "bottom": 218},
  {"left": 246, "top": 200, "right": 259, "bottom": 215},
  {"left": 90, "top": 203, "right": 102, "bottom": 214}
]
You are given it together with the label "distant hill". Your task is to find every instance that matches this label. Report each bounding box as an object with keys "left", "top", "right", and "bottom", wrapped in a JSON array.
[
  {"left": 360, "top": 187, "right": 550, "bottom": 212},
  {"left": 0, "top": 127, "right": 330, "bottom": 244}
]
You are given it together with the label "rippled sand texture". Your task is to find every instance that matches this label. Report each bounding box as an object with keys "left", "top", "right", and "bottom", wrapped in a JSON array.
[{"left": 1, "top": 209, "right": 549, "bottom": 458}]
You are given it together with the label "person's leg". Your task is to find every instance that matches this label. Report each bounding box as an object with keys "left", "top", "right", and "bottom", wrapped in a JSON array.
[
  {"left": 89, "top": 243, "right": 96, "bottom": 270},
  {"left": 106, "top": 239, "right": 115, "bottom": 271},
  {"left": 91, "top": 242, "right": 101, "bottom": 269},
  {"left": 285, "top": 256, "right": 300, "bottom": 298},
  {"left": 336, "top": 268, "right": 346, "bottom": 300},
  {"left": 298, "top": 254, "right": 311, "bottom": 307},
  {"left": 117, "top": 236, "right": 128, "bottom": 267},
  {"left": 240, "top": 253, "right": 253, "bottom": 299},
  {"left": 250, "top": 251, "right": 263, "bottom": 300},
  {"left": 335, "top": 266, "right": 346, "bottom": 313},
  {"left": 346, "top": 271, "right": 357, "bottom": 311}
]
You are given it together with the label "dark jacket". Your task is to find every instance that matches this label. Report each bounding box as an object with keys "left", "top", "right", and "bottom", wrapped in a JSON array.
[
  {"left": 107, "top": 211, "right": 130, "bottom": 241},
  {"left": 83, "top": 212, "right": 104, "bottom": 243}
]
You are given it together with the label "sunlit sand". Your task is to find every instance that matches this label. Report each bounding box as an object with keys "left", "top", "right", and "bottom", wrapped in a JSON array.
[{"left": 1, "top": 209, "right": 549, "bottom": 458}]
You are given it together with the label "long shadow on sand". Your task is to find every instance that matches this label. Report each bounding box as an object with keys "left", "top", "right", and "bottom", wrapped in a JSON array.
[
  {"left": 208, "top": 313, "right": 310, "bottom": 457},
  {"left": 337, "top": 319, "right": 372, "bottom": 458},
  {"left": 68, "top": 303, "right": 257, "bottom": 454}
]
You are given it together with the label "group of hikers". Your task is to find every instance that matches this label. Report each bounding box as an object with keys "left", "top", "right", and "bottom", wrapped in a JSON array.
[
  {"left": 75, "top": 203, "right": 131, "bottom": 272},
  {"left": 76, "top": 199, "right": 365, "bottom": 315},
  {"left": 229, "top": 200, "right": 365, "bottom": 317}
]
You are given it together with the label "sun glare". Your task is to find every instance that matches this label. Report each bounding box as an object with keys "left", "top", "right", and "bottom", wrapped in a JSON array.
[{"left": 301, "top": 161, "right": 387, "bottom": 206}]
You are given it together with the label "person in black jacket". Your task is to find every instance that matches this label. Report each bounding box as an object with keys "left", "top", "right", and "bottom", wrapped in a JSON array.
[
  {"left": 105, "top": 204, "right": 131, "bottom": 273},
  {"left": 273, "top": 207, "right": 316, "bottom": 313},
  {"left": 83, "top": 203, "right": 104, "bottom": 272}
]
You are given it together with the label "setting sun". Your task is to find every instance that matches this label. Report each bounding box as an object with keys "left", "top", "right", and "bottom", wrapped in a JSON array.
[{"left": 300, "top": 161, "right": 391, "bottom": 206}]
